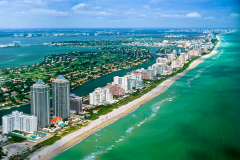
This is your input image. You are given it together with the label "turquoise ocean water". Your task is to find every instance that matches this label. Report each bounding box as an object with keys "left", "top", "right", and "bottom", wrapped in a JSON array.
[{"left": 52, "top": 32, "right": 240, "bottom": 160}]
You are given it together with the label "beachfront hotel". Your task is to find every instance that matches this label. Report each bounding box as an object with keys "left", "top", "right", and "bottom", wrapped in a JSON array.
[
  {"left": 52, "top": 75, "right": 70, "bottom": 119},
  {"left": 89, "top": 87, "right": 113, "bottom": 105},
  {"left": 114, "top": 74, "right": 143, "bottom": 92},
  {"left": 2, "top": 111, "right": 37, "bottom": 134},
  {"left": 30, "top": 79, "right": 50, "bottom": 128}
]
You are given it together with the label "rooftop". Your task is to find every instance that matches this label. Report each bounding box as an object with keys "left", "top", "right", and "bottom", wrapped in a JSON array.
[
  {"left": 57, "top": 75, "right": 65, "bottom": 80},
  {"left": 36, "top": 79, "right": 45, "bottom": 85}
]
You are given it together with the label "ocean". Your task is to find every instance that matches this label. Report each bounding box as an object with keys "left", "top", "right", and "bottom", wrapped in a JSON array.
[{"left": 52, "top": 32, "right": 240, "bottom": 160}]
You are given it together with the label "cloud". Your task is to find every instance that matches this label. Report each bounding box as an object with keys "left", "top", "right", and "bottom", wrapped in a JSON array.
[
  {"left": 159, "top": 14, "right": 184, "bottom": 18},
  {"left": 186, "top": 12, "right": 201, "bottom": 18},
  {"left": 98, "top": 11, "right": 109, "bottom": 15},
  {"left": 72, "top": 3, "right": 86, "bottom": 10},
  {"left": 15, "top": 11, "right": 27, "bottom": 15},
  {"left": 125, "top": 11, "right": 136, "bottom": 15},
  {"left": 30, "top": 8, "right": 69, "bottom": 16},
  {"left": 0, "top": 1, "right": 8, "bottom": 5},
  {"left": 150, "top": 0, "right": 161, "bottom": 3},
  {"left": 143, "top": 5, "right": 150, "bottom": 9},
  {"left": 24, "top": 0, "right": 46, "bottom": 5},
  {"left": 230, "top": 13, "right": 240, "bottom": 17},
  {"left": 205, "top": 16, "right": 215, "bottom": 19}
]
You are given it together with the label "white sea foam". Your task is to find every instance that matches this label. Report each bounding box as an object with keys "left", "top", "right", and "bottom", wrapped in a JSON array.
[
  {"left": 126, "top": 127, "right": 134, "bottom": 134},
  {"left": 3, "top": 59, "right": 14, "bottom": 63},
  {"left": 115, "top": 138, "right": 124, "bottom": 142},
  {"left": 132, "top": 114, "right": 136, "bottom": 117},
  {"left": 136, "top": 98, "right": 170, "bottom": 128},
  {"left": 187, "top": 73, "right": 200, "bottom": 87},
  {"left": 82, "top": 145, "right": 114, "bottom": 160}
]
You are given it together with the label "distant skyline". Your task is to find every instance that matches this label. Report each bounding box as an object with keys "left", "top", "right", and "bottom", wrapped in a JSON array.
[{"left": 0, "top": 0, "right": 239, "bottom": 28}]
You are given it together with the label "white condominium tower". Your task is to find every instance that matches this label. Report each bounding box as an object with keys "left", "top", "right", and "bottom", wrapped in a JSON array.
[
  {"left": 52, "top": 75, "right": 70, "bottom": 119},
  {"left": 2, "top": 111, "right": 37, "bottom": 134},
  {"left": 89, "top": 87, "right": 113, "bottom": 105},
  {"left": 31, "top": 79, "right": 50, "bottom": 128},
  {"left": 114, "top": 74, "right": 143, "bottom": 92}
]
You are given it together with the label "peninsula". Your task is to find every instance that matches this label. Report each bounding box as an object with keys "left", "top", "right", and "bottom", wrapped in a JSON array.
[{"left": 30, "top": 35, "right": 221, "bottom": 160}]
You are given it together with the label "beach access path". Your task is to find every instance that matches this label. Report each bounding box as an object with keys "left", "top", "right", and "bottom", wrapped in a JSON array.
[{"left": 30, "top": 36, "right": 221, "bottom": 160}]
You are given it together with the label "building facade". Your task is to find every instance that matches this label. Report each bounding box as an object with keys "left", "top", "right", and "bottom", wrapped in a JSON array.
[
  {"left": 2, "top": 111, "right": 37, "bottom": 134},
  {"left": 89, "top": 87, "right": 113, "bottom": 105},
  {"left": 52, "top": 75, "right": 70, "bottom": 119},
  {"left": 30, "top": 79, "right": 50, "bottom": 128},
  {"left": 70, "top": 95, "right": 82, "bottom": 113},
  {"left": 114, "top": 74, "right": 143, "bottom": 92}
]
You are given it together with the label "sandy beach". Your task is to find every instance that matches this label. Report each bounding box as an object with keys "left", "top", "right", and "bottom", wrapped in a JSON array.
[{"left": 30, "top": 36, "right": 221, "bottom": 160}]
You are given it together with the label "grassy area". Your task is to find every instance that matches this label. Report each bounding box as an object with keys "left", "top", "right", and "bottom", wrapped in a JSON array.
[{"left": 41, "top": 135, "right": 61, "bottom": 146}]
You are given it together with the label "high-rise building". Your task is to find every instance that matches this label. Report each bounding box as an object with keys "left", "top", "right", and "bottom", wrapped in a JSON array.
[
  {"left": 167, "top": 54, "right": 175, "bottom": 62},
  {"left": 70, "top": 94, "right": 82, "bottom": 113},
  {"left": 156, "top": 57, "right": 168, "bottom": 64},
  {"left": 31, "top": 79, "right": 50, "bottom": 128},
  {"left": 2, "top": 111, "right": 37, "bottom": 134},
  {"left": 114, "top": 74, "right": 142, "bottom": 92},
  {"left": 52, "top": 75, "right": 70, "bottom": 119},
  {"left": 89, "top": 87, "right": 113, "bottom": 105}
]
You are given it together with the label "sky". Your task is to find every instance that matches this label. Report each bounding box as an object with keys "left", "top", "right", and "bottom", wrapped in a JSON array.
[{"left": 0, "top": 0, "right": 239, "bottom": 28}]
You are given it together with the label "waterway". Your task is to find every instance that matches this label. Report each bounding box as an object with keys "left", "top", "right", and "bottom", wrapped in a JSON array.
[
  {"left": 0, "top": 47, "right": 159, "bottom": 125},
  {"left": 0, "top": 34, "right": 120, "bottom": 69},
  {"left": 52, "top": 32, "right": 240, "bottom": 160}
]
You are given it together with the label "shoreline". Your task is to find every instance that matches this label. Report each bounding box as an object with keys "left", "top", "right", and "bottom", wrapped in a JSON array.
[{"left": 30, "top": 36, "right": 221, "bottom": 160}]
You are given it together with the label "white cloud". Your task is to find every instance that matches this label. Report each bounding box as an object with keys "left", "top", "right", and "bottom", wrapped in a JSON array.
[
  {"left": 15, "top": 11, "right": 27, "bottom": 15},
  {"left": 0, "top": 1, "right": 8, "bottom": 5},
  {"left": 150, "top": 0, "right": 160, "bottom": 3},
  {"left": 186, "top": 12, "right": 201, "bottom": 18},
  {"left": 205, "top": 16, "right": 215, "bottom": 19},
  {"left": 160, "top": 14, "right": 184, "bottom": 18},
  {"left": 72, "top": 3, "right": 86, "bottom": 10},
  {"left": 143, "top": 5, "right": 149, "bottom": 9},
  {"left": 24, "top": 0, "right": 46, "bottom": 5},
  {"left": 30, "top": 8, "right": 69, "bottom": 16},
  {"left": 230, "top": 13, "right": 240, "bottom": 17},
  {"left": 95, "top": 6, "right": 101, "bottom": 9},
  {"left": 125, "top": 11, "right": 136, "bottom": 15},
  {"left": 98, "top": 11, "right": 109, "bottom": 15}
]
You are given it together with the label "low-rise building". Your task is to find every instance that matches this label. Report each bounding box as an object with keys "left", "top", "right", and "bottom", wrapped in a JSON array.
[
  {"left": 189, "top": 50, "right": 200, "bottom": 57},
  {"left": 106, "top": 82, "right": 125, "bottom": 96}
]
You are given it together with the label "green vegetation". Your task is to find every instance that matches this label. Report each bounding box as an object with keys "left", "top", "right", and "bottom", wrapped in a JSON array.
[
  {"left": 0, "top": 46, "right": 151, "bottom": 109},
  {"left": 9, "top": 135, "right": 26, "bottom": 143},
  {"left": 41, "top": 135, "right": 61, "bottom": 146}
]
